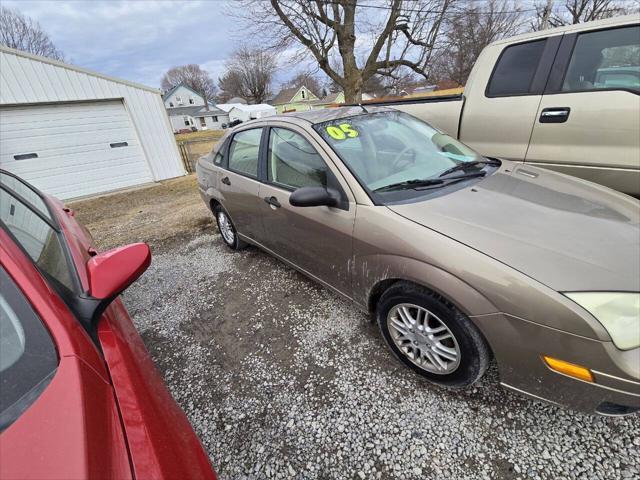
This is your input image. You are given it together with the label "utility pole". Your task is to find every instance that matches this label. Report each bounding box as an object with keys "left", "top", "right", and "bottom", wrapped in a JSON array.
[{"left": 541, "top": 0, "right": 554, "bottom": 30}]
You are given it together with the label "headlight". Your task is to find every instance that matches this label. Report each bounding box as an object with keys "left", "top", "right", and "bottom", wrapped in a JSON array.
[{"left": 565, "top": 292, "right": 640, "bottom": 350}]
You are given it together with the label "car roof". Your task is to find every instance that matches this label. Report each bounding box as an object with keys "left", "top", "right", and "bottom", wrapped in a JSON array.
[
  {"left": 267, "top": 105, "right": 396, "bottom": 125},
  {"left": 487, "top": 14, "right": 638, "bottom": 48}
]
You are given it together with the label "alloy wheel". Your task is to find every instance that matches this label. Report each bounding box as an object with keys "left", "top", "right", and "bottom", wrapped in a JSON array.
[
  {"left": 386, "top": 303, "right": 461, "bottom": 374},
  {"left": 217, "top": 211, "right": 235, "bottom": 245}
]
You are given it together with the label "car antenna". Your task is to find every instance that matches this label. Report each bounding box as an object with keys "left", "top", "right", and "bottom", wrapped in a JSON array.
[{"left": 358, "top": 103, "right": 369, "bottom": 113}]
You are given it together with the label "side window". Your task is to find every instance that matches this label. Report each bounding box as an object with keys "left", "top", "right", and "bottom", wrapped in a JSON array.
[
  {"left": 487, "top": 40, "right": 546, "bottom": 96},
  {"left": 0, "top": 188, "right": 75, "bottom": 292},
  {"left": 0, "top": 172, "right": 51, "bottom": 220},
  {"left": 268, "top": 128, "right": 328, "bottom": 189},
  {"left": 0, "top": 267, "right": 58, "bottom": 431},
  {"left": 563, "top": 26, "right": 640, "bottom": 92},
  {"left": 228, "top": 128, "right": 263, "bottom": 178}
]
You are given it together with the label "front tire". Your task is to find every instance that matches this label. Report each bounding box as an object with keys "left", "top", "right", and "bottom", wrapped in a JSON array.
[
  {"left": 377, "top": 282, "right": 490, "bottom": 388},
  {"left": 214, "top": 205, "right": 246, "bottom": 250}
]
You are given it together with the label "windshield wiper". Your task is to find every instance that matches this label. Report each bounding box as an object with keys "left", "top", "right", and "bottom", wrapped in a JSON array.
[
  {"left": 373, "top": 171, "right": 487, "bottom": 193},
  {"left": 438, "top": 159, "right": 500, "bottom": 178},
  {"left": 373, "top": 178, "right": 444, "bottom": 192}
]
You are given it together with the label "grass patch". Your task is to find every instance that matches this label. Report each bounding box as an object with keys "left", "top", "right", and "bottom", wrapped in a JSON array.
[{"left": 175, "top": 130, "right": 225, "bottom": 142}]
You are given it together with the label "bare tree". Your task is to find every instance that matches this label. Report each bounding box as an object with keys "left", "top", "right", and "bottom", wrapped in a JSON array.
[
  {"left": 223, "top": 47, "right": 277, "bottom": 104},
  {"left": 161, "top": 64, "right": 217, "bottom": 109},
  {"left": 532, "top": 0, "right": 630, "bottom": 30},
  {"left": 432, "top": 0, "right": 524, "bottom": 86},
  {"left": 218, "top": 70, "right": 245, "bottom": 103},
  {"left": 282, "top": 70, "right": 324, "bottom": 97},
  {"left": 0, "top": 6, "right": 64, "bottom": 60},
  {"left": 233, "top": 0, "right": 457, "bottom": 103}
]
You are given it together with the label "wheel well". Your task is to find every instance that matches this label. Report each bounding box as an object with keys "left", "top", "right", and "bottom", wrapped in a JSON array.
[
  {"left": 368, "top": 278, "right": 494, "bottom": 359},
  {"left": 209, "top": 199, "right": 220, "bottom": 212},
  {"left": 368, "top": 279, "right": 401, "bottom": 316},
  {"left": 368, "top": 278, "right": 456, "bottom": 317}
]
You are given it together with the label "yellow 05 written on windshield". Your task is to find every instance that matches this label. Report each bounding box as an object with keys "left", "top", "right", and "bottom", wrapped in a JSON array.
[{"left": 326, "top": 123, "right": 359, "bottom": 140}]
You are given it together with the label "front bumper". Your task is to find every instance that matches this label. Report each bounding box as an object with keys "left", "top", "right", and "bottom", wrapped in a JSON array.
[{"left": 472, "top": 313, "right": 640, "bottom": 415}]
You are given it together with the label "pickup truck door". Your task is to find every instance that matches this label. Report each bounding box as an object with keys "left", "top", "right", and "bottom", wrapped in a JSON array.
[
  {"left": 459, "top": 37, "right": 561, "bottom": 161},
  {"left": 525, "top": 25, "right": 640, "bottom": 196}
]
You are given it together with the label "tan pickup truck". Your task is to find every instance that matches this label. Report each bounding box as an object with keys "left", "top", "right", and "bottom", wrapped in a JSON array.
[{"left": 370, "top": 15, "right": 640, "bottom": 196}]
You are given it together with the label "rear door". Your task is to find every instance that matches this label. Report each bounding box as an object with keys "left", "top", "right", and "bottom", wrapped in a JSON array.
[
  {"left": 525, "top": 24, "right": 640, "bottom": 195},
  {"left": 217, "top": 127, "right": 265, "bottom": 241},
  {"left": 459, "top": 36, "right": 561, "bottom": 160},
  {"left": 257, "top": 125, "right": 356, "bottom": 296}
]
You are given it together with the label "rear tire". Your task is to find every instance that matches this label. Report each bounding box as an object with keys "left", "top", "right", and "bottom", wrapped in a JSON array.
[
  {"left": 377, "top": 282, "right": 490, "bottom": 388},
  {"left": 214, "top": 205, "right": 247, "bottom": 250}
]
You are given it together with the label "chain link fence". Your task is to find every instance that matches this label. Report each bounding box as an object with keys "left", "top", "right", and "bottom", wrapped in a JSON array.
[{"left": 176, "top": 137, "right": 221, "bottom": 173}]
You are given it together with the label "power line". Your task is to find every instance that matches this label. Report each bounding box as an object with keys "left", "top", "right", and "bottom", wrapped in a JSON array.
[{"left": 316, "top": 0, "right": 539, "bottom": 15}]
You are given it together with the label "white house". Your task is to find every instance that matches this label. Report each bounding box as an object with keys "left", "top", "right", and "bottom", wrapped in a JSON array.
[
  {"left": 163, "top": 83, "right": 229, "bottom": 132},
  {"left": 163, "top": 83, "right": 207, "bottom": 108},
  {"left": 217, "top": 103, "right": 276, "bottom": 123},
  {"left": 165, "top": 105, "right": 228, "bottom": 133},
  {"left": 0, "top": 45, "right": 185, "bottom": 200}
]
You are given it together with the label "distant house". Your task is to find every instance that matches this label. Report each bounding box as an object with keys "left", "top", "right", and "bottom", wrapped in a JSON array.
[
  {"left": 165, "top": 105, "right": 228, "bottom": 133},
  {"left": 270, "top": 85, "right": 319, "bottom": 113},
  {"left": 163, "top": 83, "right": 207, "bottom": 108},
  {"left": 310, "top": 91, "right": 344, "bottom": 109},
  {"left": 162, "top": 82, "right": 229, "bottom": 132},
  {"left": 310, "top": 91, "right": 374, "bottom": 109},
  {"left": 217, "top": 103, "right": 277, "bottom": 122}
]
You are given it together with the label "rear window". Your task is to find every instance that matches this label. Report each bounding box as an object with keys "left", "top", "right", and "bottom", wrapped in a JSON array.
[
  {"left": 228, "top": 128, "right": 262, "bottom": 177},
  {"left": 563, "top": 26, "right": 640, "bottom": 92},
  {"left": 487, "top": 40, "right": 546, "bottom": 96},
  {"left": 0, "top": 267, "right": 58, "bottom": 431}
]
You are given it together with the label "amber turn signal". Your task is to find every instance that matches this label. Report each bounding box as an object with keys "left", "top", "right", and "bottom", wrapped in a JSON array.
[{"left": 542, "top": 356, "right": 594, "bottom": 383}]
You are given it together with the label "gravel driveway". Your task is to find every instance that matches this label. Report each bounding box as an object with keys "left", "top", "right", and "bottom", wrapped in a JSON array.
[{"left": 72, "top": 176, "right": 640, "bottom": 480}]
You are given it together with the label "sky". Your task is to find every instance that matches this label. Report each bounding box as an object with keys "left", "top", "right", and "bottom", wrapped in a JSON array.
[{"left": 3, "top": 0, "right": 265, "bottom": 90}]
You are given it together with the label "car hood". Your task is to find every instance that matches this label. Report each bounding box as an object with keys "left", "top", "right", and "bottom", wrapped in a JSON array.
[{"left": 387, "top": 163, "right": 640, "bottom": 292}]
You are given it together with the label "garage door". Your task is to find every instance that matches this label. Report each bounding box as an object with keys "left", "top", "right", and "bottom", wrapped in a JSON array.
[{"left": 0, "top": 101, "right": 153, "bottom": 199}]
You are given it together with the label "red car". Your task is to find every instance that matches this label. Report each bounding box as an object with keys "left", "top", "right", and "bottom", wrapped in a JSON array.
[{"left": 0, "top": 170, "right": 217, "bottom": 480}]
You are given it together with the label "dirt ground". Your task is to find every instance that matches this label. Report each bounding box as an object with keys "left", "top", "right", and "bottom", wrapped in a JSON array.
[
  {"left": 71, "top": 175, "right": 211, "bottom": 253},
  {"left": 70, "top": 177, "right": 640, "bottom": 480}
]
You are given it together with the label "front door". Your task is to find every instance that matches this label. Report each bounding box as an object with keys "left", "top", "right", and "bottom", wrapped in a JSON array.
[
  {"left": 218, "top": 127, "right": 265, "bottom": 241},
  {"left": 525, "top": 25, "right": 640, "bottom": 195},
  {"left": 257, "top": 126, "right": 355, "bottom": 296}
]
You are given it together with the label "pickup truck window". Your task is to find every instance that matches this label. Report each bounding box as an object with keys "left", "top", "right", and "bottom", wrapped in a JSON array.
[
  {"left": 487, "top": 40, "right": 546, "bottom": 97},
  {"left": 562, "top": 26, "right": 639, "bottom": 93}
]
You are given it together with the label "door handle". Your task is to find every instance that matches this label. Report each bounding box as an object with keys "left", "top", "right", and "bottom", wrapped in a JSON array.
[
  {"left": 221, "top": 176, "right": 231, "bottom": 185},
  {"left": 264, "top": 196, "right": 281, "bottom": 208},
  {"left": 539, "top": 107, "right": 570, "bottom": 123}
]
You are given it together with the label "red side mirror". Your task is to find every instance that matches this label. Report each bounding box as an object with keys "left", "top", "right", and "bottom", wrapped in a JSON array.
[{"left": 87, "top": 243, "right": 151, "bottom": 299}]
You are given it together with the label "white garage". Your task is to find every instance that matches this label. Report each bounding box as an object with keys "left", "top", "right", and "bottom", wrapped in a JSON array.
[{"left": 0, "top": 46, "right": 184, "bottom": 200}]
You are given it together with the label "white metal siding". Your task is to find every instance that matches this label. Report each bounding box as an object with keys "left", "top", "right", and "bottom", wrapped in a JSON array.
[
  {"left": 0, "top": 101, "right": 153, "bottom": 199},
  {"left": 0, "top": 47, "right": 184, "bottom": 186}
]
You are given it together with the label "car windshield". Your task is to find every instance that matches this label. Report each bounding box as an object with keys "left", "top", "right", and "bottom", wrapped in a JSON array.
[{"left": 313, "top": 110, "right": 486, "bottom": 193}]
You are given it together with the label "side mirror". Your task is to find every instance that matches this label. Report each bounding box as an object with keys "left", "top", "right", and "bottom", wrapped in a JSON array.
[
  {"left": 87, "top": 243, "right": 151, "bottom": 300},
  {"left": 289, "top": 186, "right": 340, "bottom": 208}
]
